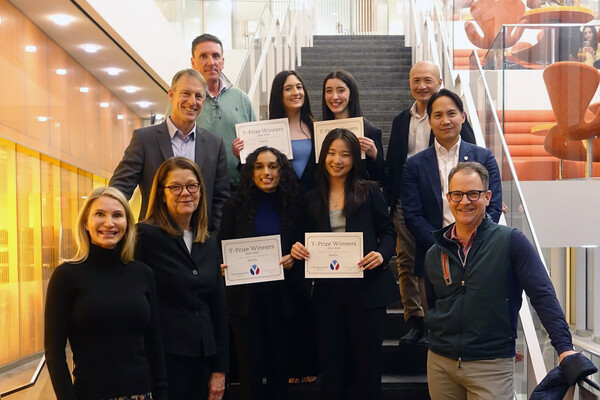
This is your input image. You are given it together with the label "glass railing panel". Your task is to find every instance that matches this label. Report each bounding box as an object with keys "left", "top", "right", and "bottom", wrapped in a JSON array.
[
  {"left": 447, "top": 0, "right": 600, "bottom": 71},
  {"left": 468, "top": 23, "right": 600, "bottom": 395}
]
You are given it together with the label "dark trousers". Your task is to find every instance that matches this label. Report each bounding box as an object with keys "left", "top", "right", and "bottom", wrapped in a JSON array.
[
  {"left": 229, "top": 285, "right": 289, "bottom": 400},
  {"left": 315, "top": 281, "right": 386, "bottom": 400},
  {"left": 164, "top": 353, "right": 211, "bottom": 400}
]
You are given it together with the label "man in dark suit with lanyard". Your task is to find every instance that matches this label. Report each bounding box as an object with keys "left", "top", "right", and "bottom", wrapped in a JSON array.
[
  {"left": 110, "top": 69, "right": 229, "bottom": 232},
  {"left": 385, "top": 62, "right": 476, "bottom": 345}
]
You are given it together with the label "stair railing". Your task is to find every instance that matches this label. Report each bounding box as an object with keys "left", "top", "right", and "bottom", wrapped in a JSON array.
[
  {"left": 234, "top": 0, "right": 314, "bottom": 120},
  {"left": 404, "top": 0, "right": 564, "bottom": 396}
]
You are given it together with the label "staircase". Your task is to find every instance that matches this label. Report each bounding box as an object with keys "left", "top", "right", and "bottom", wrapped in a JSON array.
[
  {"left": 297, "top": 35, "right": 415, "bottom": 151},
  {"left": 297, "top": 34, "right": 430, "bottom": 400},
  {"left": 226, "top": 36, "right": 429, "bottom": 400}
]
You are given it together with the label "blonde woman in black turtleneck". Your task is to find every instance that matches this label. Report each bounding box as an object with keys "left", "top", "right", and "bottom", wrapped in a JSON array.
[{"left": 44, "top": 187, "right": 168, "bottom": 400}]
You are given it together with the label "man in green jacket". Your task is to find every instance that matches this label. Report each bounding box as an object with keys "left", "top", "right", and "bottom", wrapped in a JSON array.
[{"left": 167, "top": 33, "right": 256, "bottom": 188}]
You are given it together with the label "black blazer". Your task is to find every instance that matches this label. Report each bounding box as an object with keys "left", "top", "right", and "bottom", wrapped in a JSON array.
[
  {"left": 362, "top": 119, "right": 386, "bottom": 183},
  {"left": 110, "top": 121, "right": 230, "bottom": 231},
  {"left": 303, "top": 183, "right": 399, "bottom": 309},
  {"left": 136, "top": 223, "right": 228, "bottom": 372},
  {"left": 218, "top": 196, "right": 302, "bottom": 318},
  {"left": 385, "top": 106, "right": 476, "bottom": 205}
]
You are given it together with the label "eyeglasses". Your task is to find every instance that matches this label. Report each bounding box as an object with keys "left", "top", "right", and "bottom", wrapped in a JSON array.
[
  {"left": 448, "top": 190, "right": 487, "bottom": 202},
  {"left": 162, "top": 183, "right": 200, "bottom": 195}
]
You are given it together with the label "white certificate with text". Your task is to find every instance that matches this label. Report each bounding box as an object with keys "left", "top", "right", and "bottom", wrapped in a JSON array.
[
  {"left": 222, "top": 235, "right": 284, "bottom": 286},
  {"left": 313, "top": 117, "right": 365, "bottom": 160},
  {"left": 305, "top": 232, "right": 364, "bottom": 278},
  {"left": 236, "top": 118, "right": 293, "bottom": 163}
]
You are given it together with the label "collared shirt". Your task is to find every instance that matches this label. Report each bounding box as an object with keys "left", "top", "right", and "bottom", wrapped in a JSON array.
[
  {"left": 434, "top": 138, "right": 461, "bottom": 227},
  {"left": 207, "top": 77, "right": 228, "bottom": 100},
  {"left": 445, "top": 224, "right": 478, "bottom": 261},
  {"left": 407, "top": 102, "right": 432, "bottom": 158},
  {"left": 167, "top": 116, "right": 196, "bottom": 162}
]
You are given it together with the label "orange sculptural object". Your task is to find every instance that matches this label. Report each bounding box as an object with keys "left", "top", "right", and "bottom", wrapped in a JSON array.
[{"left": 464, "top": 0, "right": 527, "bottom": 48}]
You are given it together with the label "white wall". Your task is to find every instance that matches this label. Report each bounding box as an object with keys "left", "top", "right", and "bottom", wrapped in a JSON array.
[
  {"left": 76, "top": 0, "right": 190, "bottom": 89},
  {"left": 520, "top": 180, "right": 600, "bottom": 247}
]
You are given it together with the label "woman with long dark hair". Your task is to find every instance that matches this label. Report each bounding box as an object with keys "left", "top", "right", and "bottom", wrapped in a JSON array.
[
  {"left": 232, "top": 70, "right": 317, "bottom": 192},
  {"left": 45, "top": 187, "right": 168, "bottom": 400},
  {"left": 136, "top": 157, "right": 228, "bottom": 400},
  {"left": 219, "top": 146, "right": 301, "bottom": 399},
  {"left": 322, "top": 69, "right": 385, "bottom": 182},
  {"left": 580, "top": 25, "right": 600, "bottom": 66},
  {"left": 291, "top": 128, "right": 398, "bottom": 400}
]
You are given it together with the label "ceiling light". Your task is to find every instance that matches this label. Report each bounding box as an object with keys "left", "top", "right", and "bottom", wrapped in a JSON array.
[
  {"left": 37, "top": 116, "right": 48, "bottom": 122},
  {"left": 49, "top": 14, "right": 74, "bottom": 26},
  {"left": 123, "top": 86, "right": 137, "bottom": 94},
  {"left": 100, "top": 102, "right": 109, "bottom": 108},
  {"left": 155, "top": 114, "right": 164, "bottom": 120},
  {"left": 80, "top": 87, "right": 89, "bottom": 93},
  {"left": 139, "top": 101, "right": 151, "bottom": 108},
  {"left": 106, "top": 68, "right": 120, "bottom": 76},
  {"left": 56, "top": 68, "right": 67, "bottom": 75},
  {"left": 117, "top": 115, "right": 124, "bottom": 120},
  {"left": 82, "top": 44, "right": 99, "bottom": 53},
  {"left": 25, "top": 45, "right": 37, "bottom": 52}
]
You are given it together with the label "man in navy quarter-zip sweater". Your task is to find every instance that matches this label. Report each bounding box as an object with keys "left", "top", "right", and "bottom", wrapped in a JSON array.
[{"left": 424, "top": 161, "right": 576, "bottom": 400}]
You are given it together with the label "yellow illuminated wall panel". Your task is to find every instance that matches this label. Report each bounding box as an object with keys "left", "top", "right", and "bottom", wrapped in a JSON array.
[{"left": 0, "top": 0, "right": 144, "bottom": 368}]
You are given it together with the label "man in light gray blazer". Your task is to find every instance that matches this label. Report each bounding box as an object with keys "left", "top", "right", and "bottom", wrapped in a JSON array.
[{"left": 110, "top": 69, "right": 229, "bottom": 232}]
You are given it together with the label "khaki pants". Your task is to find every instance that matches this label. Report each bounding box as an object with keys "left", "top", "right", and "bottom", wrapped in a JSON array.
[
  {"left": 393, "top": 200, "right": 427, "bottom": 320},
  {"left": 427, "top": 350, "right": 515, "bottom": 400}
]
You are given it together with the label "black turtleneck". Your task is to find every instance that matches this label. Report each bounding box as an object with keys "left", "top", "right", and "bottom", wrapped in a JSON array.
[{"left": 44, "top": 244, "right": 168, "bottom": 400}]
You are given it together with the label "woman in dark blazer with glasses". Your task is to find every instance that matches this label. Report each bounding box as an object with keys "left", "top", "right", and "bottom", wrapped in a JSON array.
[{"left": 136, "top": 157, "right": 228, "bottom": 400}]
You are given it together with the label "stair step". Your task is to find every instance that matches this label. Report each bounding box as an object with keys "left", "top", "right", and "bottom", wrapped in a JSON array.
[
  {"left": 382, "top": 339, "right": 429, "bottom": 375},
  {"left": 306, "top": 90, "right": 413, "bottom": 102},
  {"left": 298, "top": 65, "right": 412, "bottom": 74},
  {"left": 302, "top": 54, "right": 411, "bottom": 63},
  {"left": 225, "top": 378, "right": 430, "bottom": 400},
  {"left": 313, "top": 35, "right": 406, "bottom": 45},
  {"left": 302, "top": 79, "right": 408, "bottom": 89},
  {"left": 384, "top": 308, "right": 408, "bottom": 340}
]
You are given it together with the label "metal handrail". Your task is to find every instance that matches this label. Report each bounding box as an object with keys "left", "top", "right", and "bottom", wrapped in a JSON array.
[{"left": 0, "top": 355, "right": 46, "bottom": 398}]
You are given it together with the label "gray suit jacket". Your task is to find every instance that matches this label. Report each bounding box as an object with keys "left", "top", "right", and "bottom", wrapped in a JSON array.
[{"left": 109, "top": 121, "right": 230, "bottom": 232}]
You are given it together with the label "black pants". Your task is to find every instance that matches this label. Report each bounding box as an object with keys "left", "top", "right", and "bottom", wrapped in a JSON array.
[
  {"left": 164, "top": 353, "right": 211, "bottom": 400},
  {"left": 315, "top": 281, "right": 386, "bottom": 400},
  {"left": 229, "top": 285, "right": 289, "bottom": 400}
]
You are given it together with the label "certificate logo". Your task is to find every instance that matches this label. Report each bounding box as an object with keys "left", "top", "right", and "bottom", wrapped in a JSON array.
[
  {"left": 329, "top": 260, "right": 340, "bottom": 271},
  {"left": 250, "top": 264, "right": 260, "bottom": 275}
]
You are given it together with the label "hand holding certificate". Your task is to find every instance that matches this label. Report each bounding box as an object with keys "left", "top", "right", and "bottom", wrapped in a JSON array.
[
  {"left": 221, "top": 235, "right": 284, "bottom": 286},
  {"left": 301, "top": 232, "right": 364, "bottom": 278},
  {"left": 235, "top": 118, "right": 293, "bottom": 163}
]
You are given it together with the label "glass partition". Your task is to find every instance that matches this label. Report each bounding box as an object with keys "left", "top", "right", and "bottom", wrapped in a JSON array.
[
  {"left": 466, "top": 23, "right": 600, "bottom": 397},
  {"left": 440, "top": 0, "right": 600, "bottom": 71}
]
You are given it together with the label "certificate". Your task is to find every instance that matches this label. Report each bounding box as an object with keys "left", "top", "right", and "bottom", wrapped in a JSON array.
[
  {"left": 221, "top": 235, "right": 283, "bottom": 286},
  {"left": 313, "top": 117, "right": 365, "bottom": 160},
  {"left": 305, "top": 232, "right": 364, "bottom": 278},
  {"left": 236, "top": 118, "right": 293, "bottom": 163}
]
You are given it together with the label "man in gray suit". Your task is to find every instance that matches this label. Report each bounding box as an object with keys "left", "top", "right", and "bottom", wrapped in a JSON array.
[{"left": 110, "top": 68, "right": 229, "bottom": 232}]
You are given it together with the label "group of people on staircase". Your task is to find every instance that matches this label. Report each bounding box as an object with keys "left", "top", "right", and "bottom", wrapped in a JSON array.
[{"left": 44, "top": 32, "right": 594, "bottom": 400}]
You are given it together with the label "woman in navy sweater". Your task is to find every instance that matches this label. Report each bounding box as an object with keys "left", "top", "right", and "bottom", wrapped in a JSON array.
[
  {"left": 219, "top": 147, "right": 302, "bottom": 399},
  {"left": 45, "top": 186, "right": 168, "bottom": 400}
]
